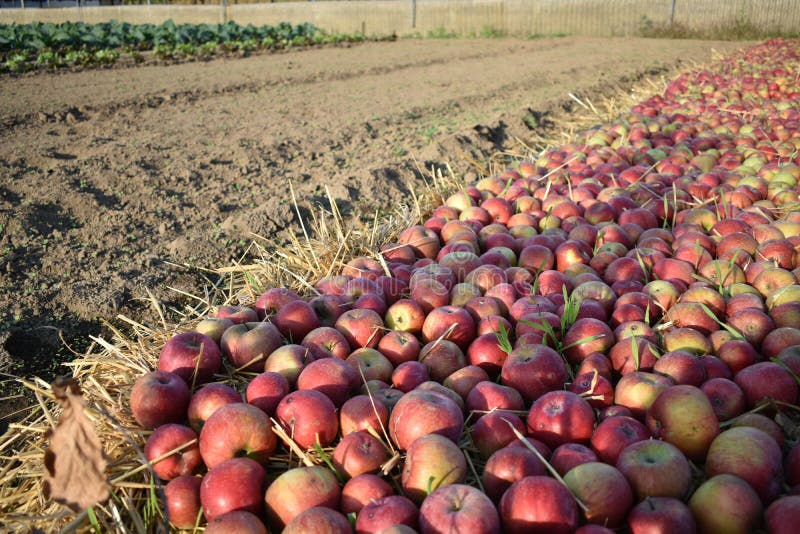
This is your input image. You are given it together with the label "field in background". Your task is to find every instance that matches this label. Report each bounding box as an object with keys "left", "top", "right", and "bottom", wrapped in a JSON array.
[{"left": 1, "top": 0, "right": 799, "bottom": 39}]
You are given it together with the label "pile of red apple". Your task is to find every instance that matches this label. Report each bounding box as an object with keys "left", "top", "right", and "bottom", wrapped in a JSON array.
[{"left": 130, "top": 38, "right": 800, "bottom": 533}]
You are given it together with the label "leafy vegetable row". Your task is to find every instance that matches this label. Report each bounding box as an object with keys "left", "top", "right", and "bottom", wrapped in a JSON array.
[
  {"left": 0, "top": 19, "right": 379, "bottom": 73},
  {"left": 0, "top": 20, "right": 320, "bottom": 53}
]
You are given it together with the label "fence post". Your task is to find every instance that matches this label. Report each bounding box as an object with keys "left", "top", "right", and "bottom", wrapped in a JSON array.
[
  {"left": 221, "top": 0, "right": 228, "bottom": 24},
  {"left": 411, "top": 0, "right": 417, "bottom": 29},
  {"left": 670, "top": 0, "right": 676, "bottom": 30}
]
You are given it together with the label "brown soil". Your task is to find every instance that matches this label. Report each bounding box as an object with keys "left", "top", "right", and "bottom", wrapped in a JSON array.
[{"left": 0, "top": 36, "right": 744, "bottom": 426}]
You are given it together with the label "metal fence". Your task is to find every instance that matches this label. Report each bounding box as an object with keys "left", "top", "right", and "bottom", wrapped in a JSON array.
[{"left": 1, "top": 0, "right": 799, "bottom": 38}]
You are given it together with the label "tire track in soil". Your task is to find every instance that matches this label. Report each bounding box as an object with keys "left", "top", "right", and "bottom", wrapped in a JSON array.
[{"left": 0, "top": 37, "right": 745, "bottom": 431}]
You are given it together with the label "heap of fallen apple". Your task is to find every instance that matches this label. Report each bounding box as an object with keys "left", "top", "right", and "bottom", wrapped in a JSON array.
[{"left": 130, "top": 38, "right": 800, "bottom": 533}]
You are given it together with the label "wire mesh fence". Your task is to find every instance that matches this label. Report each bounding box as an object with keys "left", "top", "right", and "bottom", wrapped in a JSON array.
[{"left": 1, "top": 0, "right": 799, "bottom": 39}]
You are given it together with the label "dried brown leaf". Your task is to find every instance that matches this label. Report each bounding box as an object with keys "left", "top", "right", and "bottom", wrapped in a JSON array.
[{"left": 43, "top": 377, "right": 110, "bottom": 513}]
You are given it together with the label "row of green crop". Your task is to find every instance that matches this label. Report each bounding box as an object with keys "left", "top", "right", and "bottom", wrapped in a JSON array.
[
  {"left": 0, "top": 19, "right": 378, "bottom": 73},
  {"left": 0, "top": 20, "right": 319, "bottom": 52}
]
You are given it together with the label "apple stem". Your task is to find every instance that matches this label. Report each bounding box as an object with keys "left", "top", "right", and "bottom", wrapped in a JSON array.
[{"left": 500, "top": 418, "right": 590, "bottom": 513}]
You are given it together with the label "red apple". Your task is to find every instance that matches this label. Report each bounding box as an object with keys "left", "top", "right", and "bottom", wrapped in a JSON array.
[
  {"left": 477, "top": 314, "right": 513, "bottom": 337},
  {"left": 716, "top": 339, "right": 761, "bottom": 375},
  {"left": 412, "top": 277, "right": 451, "bottom": 313},
  {"left": 589, "top": 415, "right": 650, "bottom": 465},
  {"left": 245, "top": 372, "right": 289, "bottom": 417},
  {"left": 442, "top": 365, "right": 490, "bottom": 401},
  {"left": 263, "top": 344, "right": 310, "bottom": 386},
  {"left": 416, "top": 381, "right": 465, "bottom": 412},
  {"left": 276, "top": 389, "right": 339, "bottom": 449},
  {"left": 734, "top": 361, "right": 799, "bottom": 408},
  {"left": 355, "top": 495, "right": 419, "bottom": 534},
  {"left": 615, "top": 439, "right": 692, "bottom": 500},
  {"left": 576, "top": 352, "right": 613, "bottom": 381},
  {"left": 392, "top": 360, "right": 430, "bottom": 392},
  {"left": 144, "top": 423, "right": 201, "bottom": 480},
  {"left": 762, "top": 326, "right": 800, "bottom": 359},
  {"left": 609, "top": 337, "right": 660, "bottom": 375},
  {"left": 379, "top": 329, "right": 421, "bottom": 365},
  {"left": 199, "top": 402, "right": 277, "bottom": 469},
  {"left": 467, "top": 333, "right": 509, "bottom": 376},
  {"left": 499, "top": 476, "right": 579, "bottom": 534},
  {"left": 766, "top": 495, "right": 800, "bottom": 534},
  {"left": 216, "top": 305, "right": 259, "bottom": 324},
  {"left": 465, "top": 264, "right": 507, "bottom": 293},
  {"left": 130, "top": 370, "right": 191, "bottom": 430},
  {"left": 421, "top": 305, "right": 477, "bottom": 351},
  {"left": 220, "top": 322, "right": 282, "bottom": 372},
  {"left": 346, "top": 347, "right": 394, "bottom": 384},
  {"left": 296, "top": 356, "right": 359, "bottom": 407},
  {"left": 195, "top": 317, "right": 234, "bottom": 345},
  {"left": 626, "top": 497, "right": 697, "bottom": 534},
  {"left": 688, "top": 474, "right": 763, "bottom": 534},
  {"left": 481, "top": 442, "right": 547, "bottom": 503},
  {"left": 550, "top": 443, "right": 598, "bottom": 477},
  {"left": 165, "top": 475, "right": 203, "bottom": 528},
  {"left": 645, "top": 384, "right": 720, "bottom": 462},
  {"left": 301, "top": 326, "right": 351, "bottom": 360},
  {"left": 652, "top": 350, "right": 706, "bottom": 386},
  {"left": 255, "top": 287, "right": 301, "bottom": 318},
  {"left": 465, "top": 296, "right": 507, "bottom": 322},
  {"left": 372, "top": 387, "right": 404, "bottom": 413},
  {"left": 308, "top": 294, "right": 348, "bottom": 327},
  {"left": 700, "top": 377, "right": 746, "bottom": 421},
  {"left": 389, "top": 389, "right": 464, "bottom": 451},
  {"left": 332, "top": 430, "right": 389, "bottom": 479},
  {"left": 340, "top": 394, "right": 389, "bottom": 436},
  {"left": 353, "top": 292, "right": 388, "bottom": 316},
  {"left": 335, "top": 308, "right": 385, "bottom": 349},
  {"left": 419, "top": 484, "right": 500, "bottom": 534},
  {"left": 526, "top": 390, "right": 595, "bottom": 448},
  {"left": 563, "top": 462, "right": 633, "bottom": 528},
  {"left": 705, "top": 426, "right": 783, "bottom": 504},
  {"left": 283, "top": 507, "right": 351, "bottom": 534},
  {"left": 726, "top": 308, "right": 775, "bottom": 347},
  {"left": 614, "top": 371, "right": 673, "bottom": 419},
  {"left": 662, "top": 327, "right": 712, "bottom": 356},
  {"left": 501, "top": 344, "right": 569, "bottom": 404},
  {"left": 186, "top": 382, "right": 242, "bottom": 432},
  {"left": 398, "top": 225, "right": 441, "bottom": 259},
  {"left": 568, "top": 371, "right": 614, "bottom": 409},
  {"left": 418, "top": 339, "right": 468, "bottom": 382},
  {"left": 562, "top": 318, "right": 615, "bottom": 365},
  {"left": 273, "top": 300, "right": 321, "bottom": 343},
  {"left": 402, "top": 433, "right": 467, "bottom": 504},
  {"left": 205, "top": 511, "right": 267, "bottom": 534},
  {"left": 158, "top": 331, "right": 222, "bottom": 385},
  {"left": 470, "top": 409, "right": 526, "bottom": 459},
  {"left": 466, "top": 381, "right": 524, "bottom": 414},
  {"left": 264, "top": 466, "right": 341, "bottom": 530},
  {"left": 341, "top": 473, "right": 394, "bottom": 514},
  {"left": 200, "top": 457, "right": 266, "bottom": 521}
]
